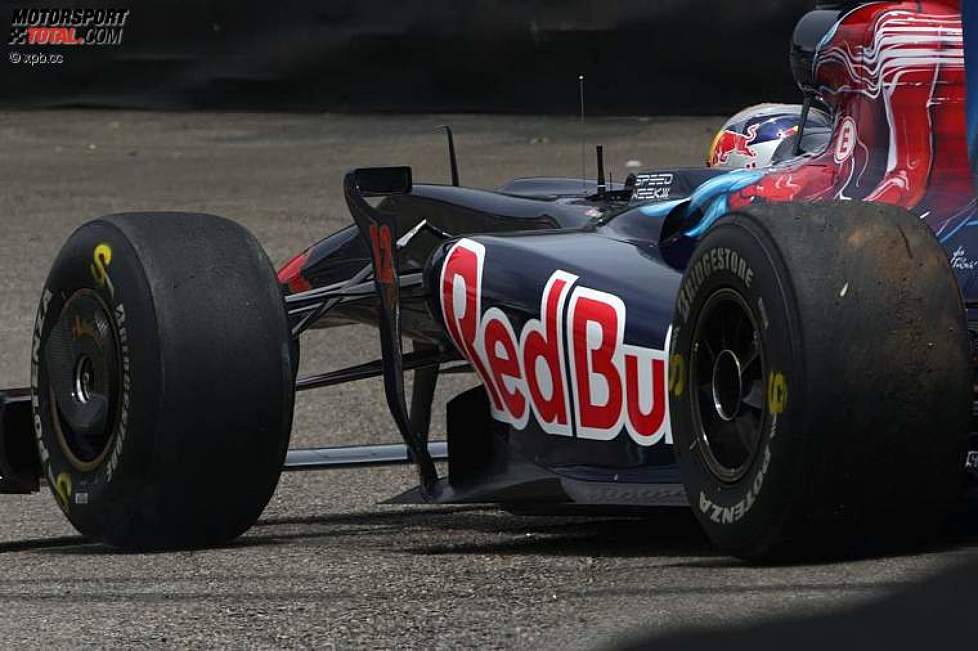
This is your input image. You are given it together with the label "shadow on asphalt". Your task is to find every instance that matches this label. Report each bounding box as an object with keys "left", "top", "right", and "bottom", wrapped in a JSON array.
[
  {"left": 252, "top": 504, "right": 978, "bottom": 562},
  {"left": 252, "top": 506, "right": 718, "bottom": 559},
  {"left": 11, "top": 506, "right": 712, "bottom": 559},
  {"left": 8, "top": 504, "right": 978, "bottom": 563},
  {"left": 0, "top": 535, "right": 90, "bottom": 554}
]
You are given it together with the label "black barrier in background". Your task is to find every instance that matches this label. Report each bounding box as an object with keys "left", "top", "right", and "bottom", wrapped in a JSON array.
[{"left": 2, "top": 0, "right": 813, "bottom": 114}]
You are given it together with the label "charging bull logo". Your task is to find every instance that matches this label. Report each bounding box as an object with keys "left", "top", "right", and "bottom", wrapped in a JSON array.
[
  {"left": 439, "top": 239, "right": 671, "bottom": 447},
  {"left": 709, "top": 124, "right": 760, "bottom": 169}
]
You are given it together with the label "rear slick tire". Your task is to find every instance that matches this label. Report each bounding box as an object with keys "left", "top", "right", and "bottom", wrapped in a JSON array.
[
  {"left": 668, "top": 201, "right": 971, "bottom": 561},
  {"left": 31, "top": 212, "right": 294, "bottom": 550}
]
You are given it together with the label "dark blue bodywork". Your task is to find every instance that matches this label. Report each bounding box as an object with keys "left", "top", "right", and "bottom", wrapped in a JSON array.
[{"left": 289, "top": 2, "right": 978, "bottom": 507}]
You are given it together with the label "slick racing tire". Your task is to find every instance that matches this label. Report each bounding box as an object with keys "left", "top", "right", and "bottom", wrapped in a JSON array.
[
  {"left": 668, "top": 201, "right": 970, "bottom": 561},
  {"left": 31, "top": 212, "right": 295, "bottom": 550}
]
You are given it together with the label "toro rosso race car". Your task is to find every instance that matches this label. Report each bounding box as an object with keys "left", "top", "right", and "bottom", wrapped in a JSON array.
[{"left": 3, "top": 0, "right": 978, "bottom": 561}]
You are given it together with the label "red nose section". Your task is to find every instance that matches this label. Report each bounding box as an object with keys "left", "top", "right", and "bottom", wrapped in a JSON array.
[{"left": 277, "top": 251, "right": 311, "bottom": 293}]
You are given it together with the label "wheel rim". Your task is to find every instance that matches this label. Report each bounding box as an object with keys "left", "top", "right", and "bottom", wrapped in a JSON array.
[
  {"left": 690, "top": 288, "right": 766, "bottom": 483},
  {"left": 44, "top": 289, "right": 121, "bottom": 471}
]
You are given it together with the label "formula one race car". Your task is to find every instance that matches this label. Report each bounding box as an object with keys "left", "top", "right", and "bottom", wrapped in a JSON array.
[{"left": 3, "top": 0, "right": 978, "bottom": 560}]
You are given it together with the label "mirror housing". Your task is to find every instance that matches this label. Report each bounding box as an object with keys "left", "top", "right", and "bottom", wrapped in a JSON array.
[
  {"left": 790, "top": 9, "right": 842, "bottom": 94},
  {"left": 353, "top": 166, "right": 413, "bottom": 197}
]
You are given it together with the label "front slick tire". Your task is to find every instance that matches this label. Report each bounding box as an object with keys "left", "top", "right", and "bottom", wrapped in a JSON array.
[
  {"left": 669, "top": 202, "right": 970, "bottom": 562},
  {"left": 31, "top": 213, "right": 294, "bottom": 550}
]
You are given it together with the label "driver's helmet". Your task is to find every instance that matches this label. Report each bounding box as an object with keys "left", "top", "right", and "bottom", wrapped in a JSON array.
[{"left": 707, "top": 103, "right": 831, "bottom": 170}]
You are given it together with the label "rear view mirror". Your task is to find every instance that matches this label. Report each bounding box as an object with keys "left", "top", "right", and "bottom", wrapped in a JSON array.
[
  {"left": 790, "top": 10, "right": 841, "bottom": 94},
  {"left": 353, "top": 166, "right": 413, "bottom": 196}
]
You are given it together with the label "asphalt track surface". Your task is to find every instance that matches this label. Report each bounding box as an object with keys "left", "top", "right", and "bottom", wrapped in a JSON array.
[{"left": 1, "top": 111, "right": 976, "bottom": 648}]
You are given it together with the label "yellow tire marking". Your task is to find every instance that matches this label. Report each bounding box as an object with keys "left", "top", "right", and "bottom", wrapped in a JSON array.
[
  {"left": 54, "top": 471, "right": 72, "bottom": 512},
  {"left": 767, "top": 371, "right": 788, "bottom": 415},
  {"left": 90, "top": 242, "right": 112, "bottom": 288},
  {"left": 669, "top": 354, "right": 686, "bottom": 398}
]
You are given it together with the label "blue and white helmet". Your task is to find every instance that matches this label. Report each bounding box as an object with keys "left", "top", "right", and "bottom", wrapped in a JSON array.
[{"left": 707, "top": 103, "right": 832, "bottom": 170}]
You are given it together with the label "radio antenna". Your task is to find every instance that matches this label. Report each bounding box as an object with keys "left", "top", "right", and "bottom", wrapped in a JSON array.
[
  {"left": 579, "top": 74, "right": 586, "bottom": 191},
  {"left": 437, "top": 125, "right": 460, "bottom": 186},
  {"left": 596, "top": 145, "right": 606, "bottom": 197}
]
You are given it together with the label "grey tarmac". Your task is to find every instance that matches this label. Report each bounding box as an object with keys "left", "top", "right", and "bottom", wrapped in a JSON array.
[{"left": 0, "top": 110, "right": 974, "bottom": 649}]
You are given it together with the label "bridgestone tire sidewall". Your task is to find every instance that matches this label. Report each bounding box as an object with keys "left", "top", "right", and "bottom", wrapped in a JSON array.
[
  {"left": 32, "top": 220, "right": 163, "bottom": 541},
  {"left": 670, "top": 216, "right": 802, "bottom": 557}
]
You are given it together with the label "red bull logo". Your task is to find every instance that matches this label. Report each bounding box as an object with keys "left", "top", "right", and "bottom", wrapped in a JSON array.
[
  {"left": 439, "top": 239, "right": 672, "bottom": 447},
  {"left": 708, "top": 124, "right": 760, "bottom": 168}
]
